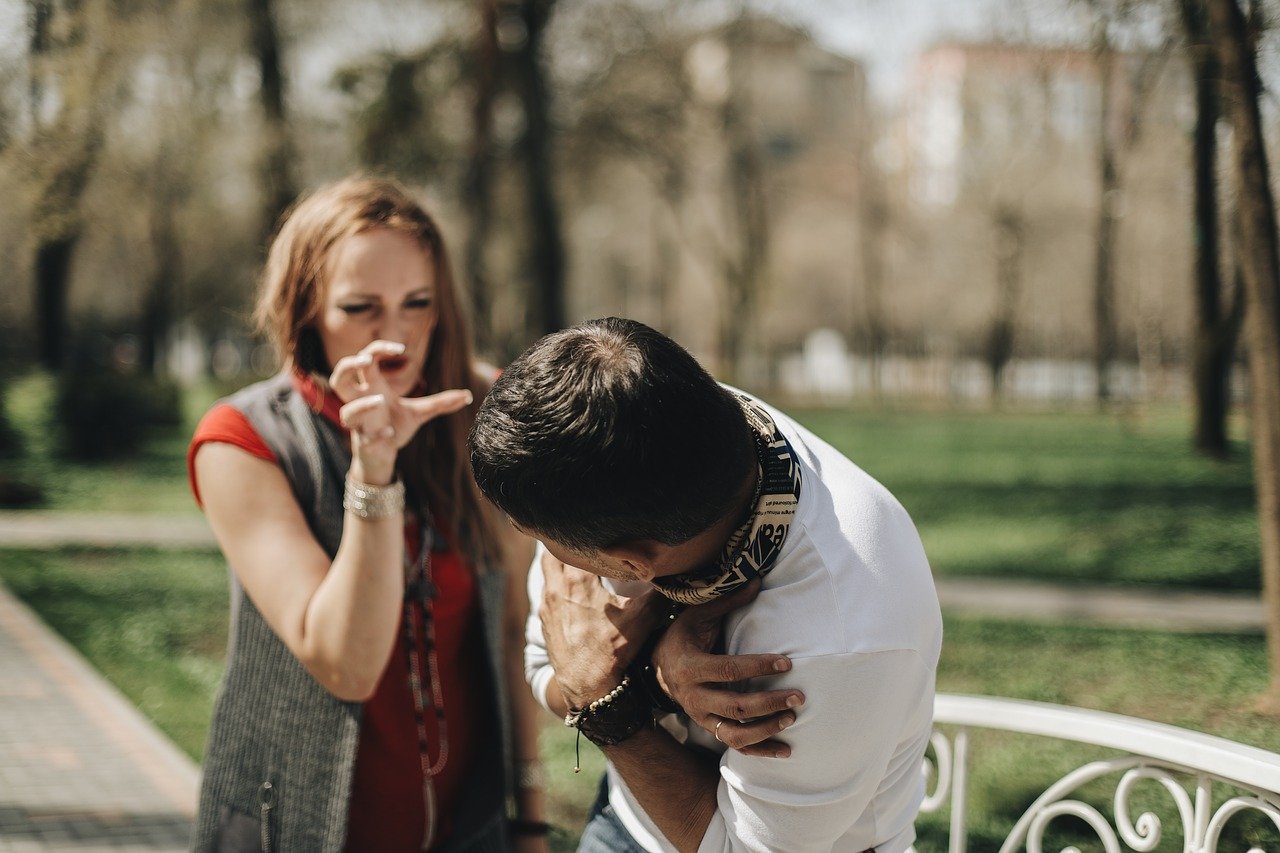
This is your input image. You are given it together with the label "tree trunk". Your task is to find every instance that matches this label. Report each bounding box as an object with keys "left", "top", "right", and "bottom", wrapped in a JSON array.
[
  {"left": 35, "top": 235, "right": 76, "bottom": 370},
  {"left": 26, "top": 0, "right": 51, "bottom": 127},
  {"left": 463, "top": 0, "right": 499, "bottom": 354},
  {"left": 1093, "top": 27, "right": 1119, "bottom": 405},
  {"left": 512, "top": 0, "right": 566, "bottom": 342},
  {"left": 1182, "top": 0, "right": 1239, "bottom": 457},
  {"left": 247, "top": 0, "right": 297, "bottom": 242},
  {"left": 989, "top": 208, "right": 1023, "bottom": 403},
  {"left": 857, "top": 159, "right": 887, "bottom": 400},
  {"left": 1206, "top": 0, "right": 1280, "bottom": 709},
  {"left": 142, "top": 181, "right": 181, "bottom": 375},
  {"left": 27, "top": 0, "right": 111, "bottom": 371},
  {"left": 718, "top": 19, "right": 769, "bottom": 385}
]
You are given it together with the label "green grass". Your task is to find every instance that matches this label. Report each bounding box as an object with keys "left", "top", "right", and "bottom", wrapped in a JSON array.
[
  {"left": 0, "top": 547, "right": 227, "bottom": 757},
  {"left": 2, "top": 371, "right": 221, "bottom": 514},
  {"left": 1, "top": 547, "right": 1273, "bottom": 848},
  {"left": 787, "top": 406, "right": 1259, "bottom": 590}
]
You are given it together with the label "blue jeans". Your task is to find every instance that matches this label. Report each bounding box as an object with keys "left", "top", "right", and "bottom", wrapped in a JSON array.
[{"left": 577, "top": 774, "right": 648, "bottom": 853}]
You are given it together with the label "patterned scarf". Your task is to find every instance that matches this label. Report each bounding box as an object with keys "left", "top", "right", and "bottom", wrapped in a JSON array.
[{"left": 650, "top": 393, "right": 802, "bottom": 605}]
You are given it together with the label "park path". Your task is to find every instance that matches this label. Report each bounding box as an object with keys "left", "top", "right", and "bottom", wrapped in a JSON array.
[
  {"left": 0, "top": 580, "right": 197, "bottom": 851},
  {"left": 0, "top": 510, "right": 1266, "bottom": 850}
]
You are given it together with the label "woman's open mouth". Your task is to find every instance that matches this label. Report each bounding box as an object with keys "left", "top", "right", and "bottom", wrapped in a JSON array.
[{"left": 379, "top": 355, "right": 409, "bottom": 374}]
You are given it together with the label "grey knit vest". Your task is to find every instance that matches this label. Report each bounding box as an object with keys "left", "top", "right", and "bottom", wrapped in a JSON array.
[{"left": 192, "top": 373, "right": 510, "bottom": 852}]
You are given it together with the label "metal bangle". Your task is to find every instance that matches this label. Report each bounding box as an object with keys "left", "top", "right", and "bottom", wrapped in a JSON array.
[{"left": 343, "top": 475, "right": 405, "bottom": 519}]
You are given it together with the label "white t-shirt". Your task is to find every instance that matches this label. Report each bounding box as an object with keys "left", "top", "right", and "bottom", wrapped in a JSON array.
[{"left": 525, "top": 398, "right": 943, "bottom": 853}]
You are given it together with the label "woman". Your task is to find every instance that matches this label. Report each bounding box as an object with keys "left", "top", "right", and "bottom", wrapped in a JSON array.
[{"left": 188, "top": 177, "right": 547, "bottom": 851}]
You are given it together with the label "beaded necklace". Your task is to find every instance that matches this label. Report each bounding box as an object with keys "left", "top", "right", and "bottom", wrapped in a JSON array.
[{"left": 402, "top": 520, "right": 448, "bottom": 851}]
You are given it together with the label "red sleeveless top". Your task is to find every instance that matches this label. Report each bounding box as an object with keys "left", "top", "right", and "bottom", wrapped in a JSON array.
[{"left": 189, "top": 372, "right": 495, "bottom": 850}]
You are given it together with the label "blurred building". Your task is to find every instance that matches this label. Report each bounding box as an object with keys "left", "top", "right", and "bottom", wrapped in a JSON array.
[
  {"left": 894, "top": 41, "right": 1194, "bottom": 372},
  {"left": 559, "top": 14, "right": 874, "bottom": 378}
]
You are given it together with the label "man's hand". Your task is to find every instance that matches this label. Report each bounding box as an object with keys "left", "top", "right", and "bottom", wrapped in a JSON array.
[
  {"left": 540, "top": 552, "right": 665, "bottom": 710},
  {"left": 653, "top": 581, "right": 805, "bottom": 758}
]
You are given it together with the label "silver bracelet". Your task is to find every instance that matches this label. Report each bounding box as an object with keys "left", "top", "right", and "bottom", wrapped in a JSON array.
[
  {"left": 343, "top": 475, "right": 405, "bottom": 519},
  {"left": 516, "top": 760, "right": 546, "bottom": 791}
]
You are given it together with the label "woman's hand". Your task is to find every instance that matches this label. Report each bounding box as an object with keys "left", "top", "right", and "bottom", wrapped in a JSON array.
[
  {"left": 652, "top": 581, "right": 805, "bottom": 758},
  {"left": 330, "top": 340, "right": 472, "bottom": 485}
]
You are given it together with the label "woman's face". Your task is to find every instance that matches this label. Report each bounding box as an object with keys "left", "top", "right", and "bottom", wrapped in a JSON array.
[{"left": 316, "top": 227, "right": 438, "bottom": 398}]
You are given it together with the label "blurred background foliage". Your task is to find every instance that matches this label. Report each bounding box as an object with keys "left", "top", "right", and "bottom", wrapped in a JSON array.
[{"left": 2, "top": 0, "right": 1280, "bottom": 845}]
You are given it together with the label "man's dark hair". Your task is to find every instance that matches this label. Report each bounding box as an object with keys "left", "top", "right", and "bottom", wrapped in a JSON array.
[{"left": 469, "top": 318, "right": 756, "bottom": 552}]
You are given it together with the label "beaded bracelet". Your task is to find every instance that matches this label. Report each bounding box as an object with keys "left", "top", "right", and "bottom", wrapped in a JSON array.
[{"left": 563, "top": 676, "right": 651, "bottom": 769}]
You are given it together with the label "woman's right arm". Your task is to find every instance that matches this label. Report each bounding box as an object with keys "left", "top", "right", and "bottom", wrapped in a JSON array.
[{"left": 195, "top": 442, "right": 405, "bottom": 701}]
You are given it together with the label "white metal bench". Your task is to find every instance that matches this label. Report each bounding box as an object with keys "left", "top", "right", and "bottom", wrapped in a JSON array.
[{"left": 924, "top": 694, "right": 1280, "bottom": 852}]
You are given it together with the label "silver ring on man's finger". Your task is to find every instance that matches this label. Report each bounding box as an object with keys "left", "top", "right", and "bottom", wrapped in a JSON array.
[{"left": 714, "top": 719, "right": 725, "bottom": 742}]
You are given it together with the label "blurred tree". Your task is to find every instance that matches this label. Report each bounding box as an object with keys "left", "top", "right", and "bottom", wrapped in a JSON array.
[
  {"left": 511, "top": 0, "right": 567, "bottom": 339},
  {"left": 564, "top": 4, "right": 785, "bottom": 380},
  {"left": 247, "top": 0, "right": 298, "bottom": 243},
  {"left": 1205, "top": 0, "right": 1280, "bottom": 708},
  {"left": 557, "top": 0, "right": 692, "bottom": 332},
  {"left": 141, "top": 139, "right": 186, "bottom": 375},
  {"left": 988, "top": 207, "right": 1024, "bottom": 401},
  {"left": 338, "top": 0, "right": 567, "bottom": 353},
  {"left": 1084, "top": 0, "right": 1170, "bottom": 403},
  {"left": 25, "top": 0, "right": 122, "bottom": 370},
  {"left": 463, "top": 0, "right": 500, "bottom": 351},
  {"left": 1180, "top": 0, "right": 1242, "bottom": 457}
]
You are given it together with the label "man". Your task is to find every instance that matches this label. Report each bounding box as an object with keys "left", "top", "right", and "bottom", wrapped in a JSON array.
[{"left": 470, "top": 318, "right": 942, "bottom": 852}]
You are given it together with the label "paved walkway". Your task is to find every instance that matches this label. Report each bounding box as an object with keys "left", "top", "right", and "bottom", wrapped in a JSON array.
[
  {"left": 0, "top": 514, "right": 214, "bottom": 550},
  {"left": 0, "top": 583, "right": 197, "bottom": 851},
  {"left": 0, "top": 510, "right": 1266, "bottom": 849}
]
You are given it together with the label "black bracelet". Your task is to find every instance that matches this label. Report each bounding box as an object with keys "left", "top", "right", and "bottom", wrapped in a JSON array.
[
  {"left": 508, "top": 818, "right": 551, "bottom": 837},
  {"left": 629, "top": 622, "right": 685, "bottom": 716},
  {"left": 564, "top": 676, "right": 652, "bottom": 748}
]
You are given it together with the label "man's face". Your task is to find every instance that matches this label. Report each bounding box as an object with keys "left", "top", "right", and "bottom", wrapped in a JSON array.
[{"left": 526, "top": 530, "right": 658, "bottom": 584}]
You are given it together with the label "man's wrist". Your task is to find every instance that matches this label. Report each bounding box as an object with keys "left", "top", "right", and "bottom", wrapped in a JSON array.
[
  {"left": 629, "top": 632, "right": 685, "bottom": 715},
  {"left": 556, "top": 667, "right": 627, "bottom": 711},
  {"left": 564, "top": 675, "right": 652, "bottom": 747}
]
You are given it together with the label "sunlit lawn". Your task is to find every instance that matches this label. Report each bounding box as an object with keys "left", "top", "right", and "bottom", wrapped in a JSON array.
[
  {"left": 0, "top": 547, "right": 1273, "bottom": 850},
  {"left": 786, "top": 405, "right": 1258, "bottom": 590}
]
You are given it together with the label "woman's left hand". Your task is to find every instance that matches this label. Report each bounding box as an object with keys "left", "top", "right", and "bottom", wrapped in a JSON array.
[{"left": 331, "top": 340, "right": 472, "bottom": 482}]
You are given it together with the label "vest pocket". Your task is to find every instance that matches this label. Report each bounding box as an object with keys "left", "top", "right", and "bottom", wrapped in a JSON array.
[{"left": 214, "top": 780, "right": 277, "bottom": 853}]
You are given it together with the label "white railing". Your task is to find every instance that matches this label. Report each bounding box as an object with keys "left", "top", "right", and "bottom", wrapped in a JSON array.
[{"left": 924, "top": 694, "right": 1280, "bottom": 853}]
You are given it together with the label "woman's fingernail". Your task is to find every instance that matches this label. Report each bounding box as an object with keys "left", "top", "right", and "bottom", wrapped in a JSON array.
[
  {"left": 463, "top": 390, "right": 474, "bottom": 405},
  {"left": 786, "top": 694, "right": 803, "bottom": 709},
  {"left": 774, "top": 747, "right": 791, "bottom": 759},
  {"left": 779, "top": 715, "right": 796, "bottom": 730}
]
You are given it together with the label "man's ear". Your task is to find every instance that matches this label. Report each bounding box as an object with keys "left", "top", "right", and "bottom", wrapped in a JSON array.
[{"left": 601, "top": 539, "right": 663, "bottom": 582}]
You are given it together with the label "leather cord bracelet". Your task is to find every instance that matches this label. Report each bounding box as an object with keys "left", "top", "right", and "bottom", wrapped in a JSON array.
[
  {"left": 564, "top": 676, "right": 651, "bottom": 770},
  {"left": 628, "top": 631, "right": 685, "bottom": 717},
  {"left": 508, "top": 818, "right": 551, "bottom": 838}
]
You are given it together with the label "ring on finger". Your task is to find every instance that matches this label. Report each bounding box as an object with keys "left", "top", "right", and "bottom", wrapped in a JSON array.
[{"left": 714, "top": 719, "right": 726, "bottom": 742}]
